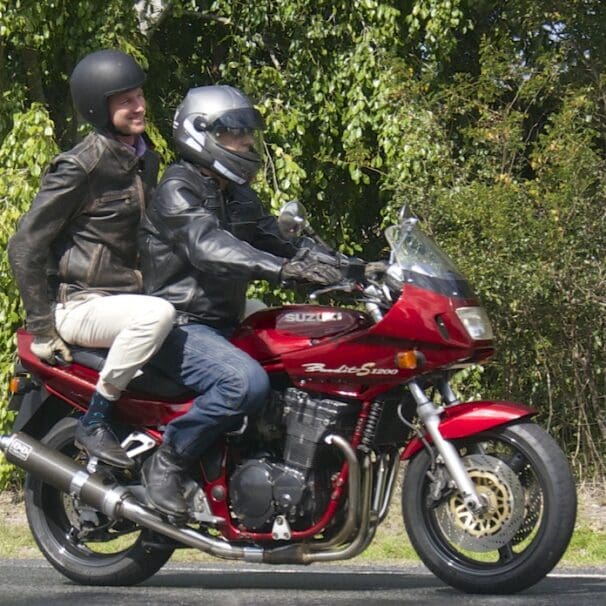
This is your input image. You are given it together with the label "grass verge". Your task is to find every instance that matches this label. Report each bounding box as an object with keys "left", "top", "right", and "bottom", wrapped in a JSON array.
[{"left": 1, "top": 501, "right": 604, "bottom": 566}]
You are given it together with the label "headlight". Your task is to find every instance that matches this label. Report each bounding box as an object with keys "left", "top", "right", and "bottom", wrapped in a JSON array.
[{"left": 455, "top": 306, "right": 494, "bottom": 340}]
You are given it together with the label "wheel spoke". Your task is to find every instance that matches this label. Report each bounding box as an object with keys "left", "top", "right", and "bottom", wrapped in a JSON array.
[
  {"left": 498, "top": 542, "right": 516, "bottom": 563},
  {"left": 67, "top": 527, "right": 80, "bottom": 544}
]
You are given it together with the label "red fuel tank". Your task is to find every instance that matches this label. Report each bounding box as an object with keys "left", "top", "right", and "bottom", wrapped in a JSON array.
[{"left": 231, "top": 305, "right": 372, "bottom": 362}]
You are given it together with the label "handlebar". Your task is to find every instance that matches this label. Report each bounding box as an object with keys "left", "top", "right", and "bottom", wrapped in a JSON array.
[
  {"left": 309, "top": 280, "right": 359, "bottom": 301},
  {"left": 295, "top": 244, "right": 393, "bottom": 310}
]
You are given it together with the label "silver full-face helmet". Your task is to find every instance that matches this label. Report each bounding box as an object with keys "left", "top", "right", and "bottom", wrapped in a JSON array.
[{"left": 172, "top": 85, "right": 264, "bottom": 184}]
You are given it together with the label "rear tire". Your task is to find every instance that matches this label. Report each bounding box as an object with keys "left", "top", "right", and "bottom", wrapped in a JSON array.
[
  {"left": 402, "top": 421, "right": 577, "bottom": 594},
  {"left": 24, "top": 417, "right": 174, "bottom": 586}
]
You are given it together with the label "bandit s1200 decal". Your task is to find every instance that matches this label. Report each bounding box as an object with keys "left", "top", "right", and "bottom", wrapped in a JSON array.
[{"left": 301, "top": 362, "right": 399, "bottom": 377}]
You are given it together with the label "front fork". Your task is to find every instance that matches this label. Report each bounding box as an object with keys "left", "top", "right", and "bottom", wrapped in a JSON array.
[
  {"left": 407, "top": 379, "right": 485, "bottom": 513},
  {"left": 364, "top": 297, "right": 485, "bottom": 514}
]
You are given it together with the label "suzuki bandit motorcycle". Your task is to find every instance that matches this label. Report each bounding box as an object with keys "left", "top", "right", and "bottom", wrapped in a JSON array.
[{"left": 2, "top": 204, "right": 576, "bottom": 594}]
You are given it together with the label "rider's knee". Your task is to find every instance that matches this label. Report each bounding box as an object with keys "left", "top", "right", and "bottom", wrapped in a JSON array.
[
  {"left": 216, "top": 361, "right": 268, "bottom": 415},
  {"left": 245, "top": 367, "right": 270, "bottom": 415},
  {"left": 137, "top": 298, "right": 176, "bottom": 340}
]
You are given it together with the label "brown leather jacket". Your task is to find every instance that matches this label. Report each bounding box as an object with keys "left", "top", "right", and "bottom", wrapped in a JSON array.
[{"left": 8, "top": 130, "right": 159, "bottom": 335}]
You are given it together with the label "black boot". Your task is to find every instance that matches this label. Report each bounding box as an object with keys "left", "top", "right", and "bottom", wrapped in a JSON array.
[
  {"left": 141, "top": 444, "right": 189, "bottom": 517},
  {"left": 74, "top": 421, "right": 135, "bottom": 469}
]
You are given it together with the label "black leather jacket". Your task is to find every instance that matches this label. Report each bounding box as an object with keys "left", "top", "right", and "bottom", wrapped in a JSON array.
[
  {"left": 139, "top": 160, "right": 298, "bottom": 328},
  {"left": 8, "top": 131, "right": 159, "bottom": 335}
]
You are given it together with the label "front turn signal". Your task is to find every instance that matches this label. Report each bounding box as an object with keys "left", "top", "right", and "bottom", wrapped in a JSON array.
[{"left": 395, "top": 350, "right": 425, "bottom": 370}]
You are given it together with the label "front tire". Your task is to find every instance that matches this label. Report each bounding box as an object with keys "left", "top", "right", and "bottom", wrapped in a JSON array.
[
  {"left": 402, "top": 421, "right": 576, "bottom": 594},
  {"left": 24, "top": 417, "right": 174, "bottom": 586}
]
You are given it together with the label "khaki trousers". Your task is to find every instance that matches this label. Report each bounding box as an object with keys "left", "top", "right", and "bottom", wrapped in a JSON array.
[{"left": 55, "top": 293, "right": 175, "bottom": 394}]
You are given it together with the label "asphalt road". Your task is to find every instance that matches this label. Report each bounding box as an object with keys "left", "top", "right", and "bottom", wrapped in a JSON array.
[{"left": 0, "top": 560, "right": 603, "bottom": 606}]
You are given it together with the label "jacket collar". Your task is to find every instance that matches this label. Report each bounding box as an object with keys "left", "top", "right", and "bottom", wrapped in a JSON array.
[{"left": 96, "top": 129, "right": 144, "bottom": 170}]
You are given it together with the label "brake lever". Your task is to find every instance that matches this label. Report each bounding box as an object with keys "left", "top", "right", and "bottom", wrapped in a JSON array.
[{"left": 309, "top": 280, "right": 357, "bottom": 301}]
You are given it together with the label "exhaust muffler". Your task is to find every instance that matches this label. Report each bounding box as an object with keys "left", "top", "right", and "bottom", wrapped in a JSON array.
[{"left": 0, "top": 432, "right": 265, "bottom": 560}]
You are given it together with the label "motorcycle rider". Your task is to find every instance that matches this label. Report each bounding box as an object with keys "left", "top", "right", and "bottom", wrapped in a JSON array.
[
  {"left": 7, "top": 49, "right": 175, "bottom": 469},
  {"left": 139, "top": 85, "right": 342, "bottom": 516}
]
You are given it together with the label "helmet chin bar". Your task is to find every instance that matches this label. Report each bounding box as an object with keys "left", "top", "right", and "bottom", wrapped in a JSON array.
[{"left": 212, "top": 159, "right": 247, "bottom": 185}]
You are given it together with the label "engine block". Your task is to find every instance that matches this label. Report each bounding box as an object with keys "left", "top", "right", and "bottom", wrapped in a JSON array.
[
  {"left": 229, "top": 389, "right": 359, "bottom": 530},
  {"left": 282, "top": 388, "right": 359, "bottom": 469}
]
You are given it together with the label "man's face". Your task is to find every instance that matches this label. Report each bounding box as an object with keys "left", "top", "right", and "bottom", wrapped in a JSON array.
[
  {"left": 215, "top": 129, "right": 256, "bottom": 153},
  {"left": 107, "top": 87, "right": 146, "bottom": 136}
]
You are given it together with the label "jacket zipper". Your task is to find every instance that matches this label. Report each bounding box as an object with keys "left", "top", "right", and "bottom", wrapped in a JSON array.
[
  {"left": 135, "top": 173, "right": 145, "bottom": 216},
  {"left": 86, "top": 243, "right": 104, "bottom": 284}
]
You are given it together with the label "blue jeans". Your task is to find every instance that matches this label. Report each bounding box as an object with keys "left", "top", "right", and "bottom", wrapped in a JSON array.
[{"left": 149, "top": 323, "right": 269, "bottom": 459}]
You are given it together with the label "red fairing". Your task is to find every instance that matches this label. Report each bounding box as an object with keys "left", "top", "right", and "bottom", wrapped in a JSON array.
[
  {"left": 374, "top": 285, "right": 473, "bottom": 346},
  {"left": 246, "top": 286, "right": 495, "bottom": 399},
  {"left": 400, "top": 400, "right": 536, "bottom": 460}
]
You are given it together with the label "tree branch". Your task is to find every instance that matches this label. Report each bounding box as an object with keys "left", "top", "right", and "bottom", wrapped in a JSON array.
[{"left": 21, "top": 47, "right": 46, "bottom": 105}]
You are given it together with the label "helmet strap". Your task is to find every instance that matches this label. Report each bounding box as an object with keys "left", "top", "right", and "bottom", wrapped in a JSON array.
[{"left": 199, "top": 165, "right": 228, "bottom": 189}]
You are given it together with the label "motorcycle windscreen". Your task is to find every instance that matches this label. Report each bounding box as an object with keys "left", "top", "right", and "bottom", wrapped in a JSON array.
[{"left": 386, "top": 221, "right": 476, "bottom": 298}]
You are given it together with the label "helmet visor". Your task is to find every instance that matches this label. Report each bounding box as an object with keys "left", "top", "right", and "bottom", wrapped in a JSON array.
[
  {"left": 211, "top": 129, "right": 264, "bottom": 166},
  {"left": 210, "top": 107, "right": 264, "bottom": 131},
  {"left": 210, "top": 107, "right": 265, "bottom": 163}
]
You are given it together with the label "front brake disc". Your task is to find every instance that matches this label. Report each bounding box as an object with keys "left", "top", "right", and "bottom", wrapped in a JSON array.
[{"left": 434, "top": 454, "right": 525, "bottom": 552}]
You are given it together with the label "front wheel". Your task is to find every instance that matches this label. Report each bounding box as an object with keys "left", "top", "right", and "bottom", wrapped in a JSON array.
[
  {"left": 402, "top": 421, "right": 576, "bottom": 594},
  {"left": 24, "top": 417, "right": 174, "bottom": 586}
]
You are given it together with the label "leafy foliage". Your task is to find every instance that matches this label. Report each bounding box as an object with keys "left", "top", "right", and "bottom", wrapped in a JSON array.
[
  {"left": 0, "top": 104, "right": 59, "bottom": 481},
  {"left": 0, "top": 0, "right": 604, "bottom": 484}
]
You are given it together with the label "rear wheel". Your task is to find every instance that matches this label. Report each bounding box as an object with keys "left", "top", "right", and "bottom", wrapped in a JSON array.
[
  {"left": 402, "top": 421, "right": 576, "bottom": 594},
  {"left": 24, "top": 417, "right": 174, "bottom": 586}
]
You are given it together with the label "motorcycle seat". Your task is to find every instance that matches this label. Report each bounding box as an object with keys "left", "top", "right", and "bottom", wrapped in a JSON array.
[{"left": 69, "top": 346, "right": 195, "bottom": 400}]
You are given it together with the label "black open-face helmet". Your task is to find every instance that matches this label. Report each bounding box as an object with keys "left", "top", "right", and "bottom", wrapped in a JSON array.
[
  {"left": 70, "top": 49, "right": 146, "bottom": 129},
  {"left": 172, "top": 85, "right": 264, "bottom": 184}
]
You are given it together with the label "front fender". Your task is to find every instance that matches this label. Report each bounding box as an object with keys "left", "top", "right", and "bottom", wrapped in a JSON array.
[{"left": 401, "top": 400, "right": 536, "bottom": 460}]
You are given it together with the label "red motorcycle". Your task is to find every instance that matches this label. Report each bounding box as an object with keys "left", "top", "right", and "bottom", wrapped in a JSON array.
[{"left": 2, "top": 206, "right": 576, "bottom": 594}]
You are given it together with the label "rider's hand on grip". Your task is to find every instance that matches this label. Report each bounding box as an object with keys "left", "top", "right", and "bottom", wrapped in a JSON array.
[
  {"left": 30, "top": 329, "right": 73, "bottom": 365},
  {"left": 280, "top": 259, "right": 343, "bottom": 286}
]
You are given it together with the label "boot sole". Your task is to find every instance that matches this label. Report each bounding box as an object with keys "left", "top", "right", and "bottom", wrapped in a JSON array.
[
  {"left": 74, "top": 439, "right": 136, "bottom": 470},
  {"left": 143, "top": 493, "right": 189, "bottom": 521}
]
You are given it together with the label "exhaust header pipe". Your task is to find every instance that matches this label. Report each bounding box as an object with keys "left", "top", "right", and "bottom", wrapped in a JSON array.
[{"left": 0, "top": 432, "right": 366, "bottom": 564}]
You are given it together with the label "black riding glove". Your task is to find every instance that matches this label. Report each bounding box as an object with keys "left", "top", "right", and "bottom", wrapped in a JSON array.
[{"left": 280, "top": 259, "right": 343, "bottom": 286}]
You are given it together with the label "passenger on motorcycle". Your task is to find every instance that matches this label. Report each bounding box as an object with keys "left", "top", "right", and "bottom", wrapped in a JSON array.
[
  {"left": 7, "top": 49, "right": 176, "bottom": 470},
  {"left": 139, "top": 85, "right": 342, "bottom": 516}
]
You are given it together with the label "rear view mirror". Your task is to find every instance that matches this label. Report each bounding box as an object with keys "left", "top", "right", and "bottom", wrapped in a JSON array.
[{"left": 278, "top": 200, "right": 308, "bottom": 239}]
